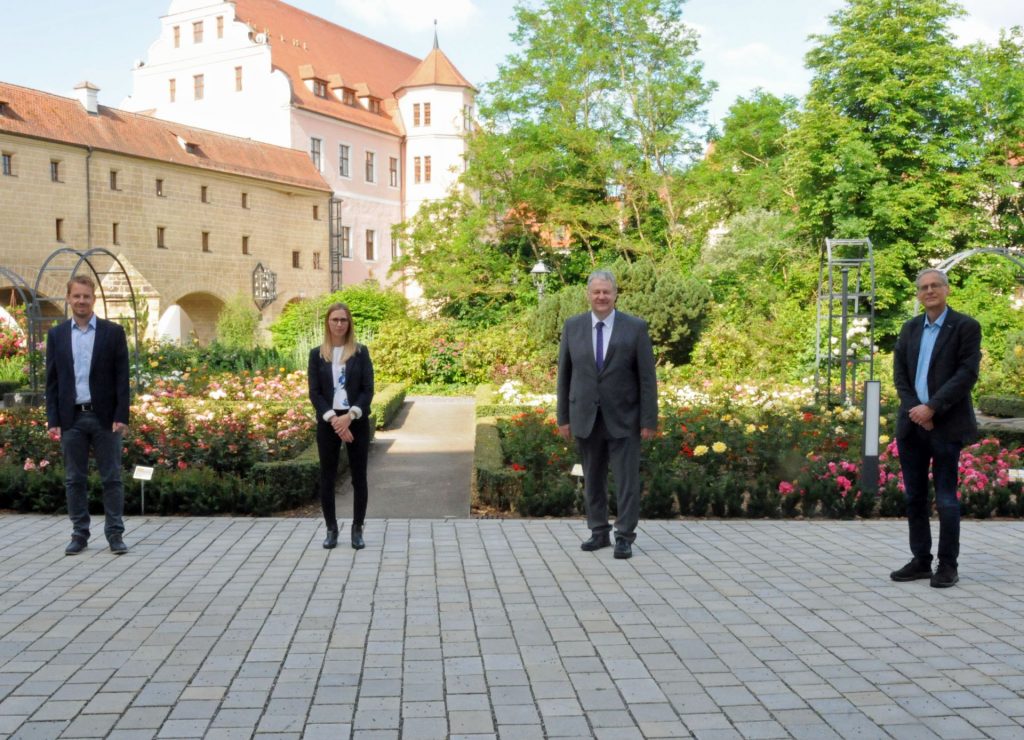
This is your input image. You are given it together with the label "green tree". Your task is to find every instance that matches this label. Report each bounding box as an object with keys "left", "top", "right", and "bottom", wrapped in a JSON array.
[
  {"left": 790, "top": 0, "right": 972, "bottom": 327},
  {"left": 396, "top": 0, "right": 714, "bottom": 324},
  {"left": 215, "top": 293, "right": 261, "bottom": 350}
]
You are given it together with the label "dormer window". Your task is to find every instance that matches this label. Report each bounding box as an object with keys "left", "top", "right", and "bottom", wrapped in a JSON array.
[
  {"left": 313, "top": 79, "right": 328, "bottom": 98},
  {"left": 177, "top": 135, "right": 199, "bottom": 155},
  {"left": 367, "top": 98, "right": 381, "bottom": 114},
  {"left": 0, "top": 100, "right": 7, "bottom": 116},
  {"left": 341, "top": 89, "right": 356, "bottom": 106}
]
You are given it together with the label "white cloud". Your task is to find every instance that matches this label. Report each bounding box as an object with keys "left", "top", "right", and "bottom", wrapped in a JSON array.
[{"left": 334, "top": 0, "right": 480, "bottom": 33}]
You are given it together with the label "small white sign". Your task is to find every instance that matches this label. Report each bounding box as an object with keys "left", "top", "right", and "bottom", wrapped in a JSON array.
[
  {"left": 570, "top": 463, "right": 584, "bottom": 478},
  {"left": 1009, "top": 469, "right": 1024, "bottom": 483},
  {"left": 132, "top": 465, "right": 154, "bottom": 481}
]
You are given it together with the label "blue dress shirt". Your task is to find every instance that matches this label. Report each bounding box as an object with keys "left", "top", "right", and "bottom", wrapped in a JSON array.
[
  {"left": 71, "top": 315, "right": 97, "bottom": 404},
  {"left": 914, "top": 308, "right": 947, "bottom": 404}
]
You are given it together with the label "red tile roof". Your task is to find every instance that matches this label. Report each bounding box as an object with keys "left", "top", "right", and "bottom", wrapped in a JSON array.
[
  {"left": 233, "top": 0, "right": 473, "bottom": 135},
  {"left": 396, "top": 47, "right": 476, "bottom": 93},
  {"left": 0, "top": 81, "right": 331, "bottom": 192}
]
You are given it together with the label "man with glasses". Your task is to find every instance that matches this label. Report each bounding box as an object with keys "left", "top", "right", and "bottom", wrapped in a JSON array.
[{"left": 890, "top": 268, "right": 981, "bottom": 588}]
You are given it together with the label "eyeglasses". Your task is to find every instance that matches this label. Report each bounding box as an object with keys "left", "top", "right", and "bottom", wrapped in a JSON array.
[
  {"left": 329, "top": 318, "right": 350, "bottom": 324},
  {"left": 917, "top": 282, "right": 946, "bottom": 293}
]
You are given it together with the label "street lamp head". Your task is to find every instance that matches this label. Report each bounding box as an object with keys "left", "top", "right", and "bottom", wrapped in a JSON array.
[{"left": 530, "top": 260, "right": 550, "bottom": 276}]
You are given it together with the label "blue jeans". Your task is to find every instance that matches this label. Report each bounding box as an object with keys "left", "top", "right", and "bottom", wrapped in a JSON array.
[
  {"left": 61, "top": 411, "right": 125, "bottom": 541},
  {"left": 897, "top": 427, "right": 962, "bottom": 567}
]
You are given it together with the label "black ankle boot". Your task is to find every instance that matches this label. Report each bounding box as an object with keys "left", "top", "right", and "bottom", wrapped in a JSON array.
[
  {"left": 351, "top": 525, "right": 364, "bottom": 550},
  {"left": 323, "top": 526, "right": 339, "bottom": 549}
]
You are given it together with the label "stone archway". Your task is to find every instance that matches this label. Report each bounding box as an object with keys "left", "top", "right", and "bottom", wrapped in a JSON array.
[{"left": 174, "top": 292, "right": 226, "bottom": 346}]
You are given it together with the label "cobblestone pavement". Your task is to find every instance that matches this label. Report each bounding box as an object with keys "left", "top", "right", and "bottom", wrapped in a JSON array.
[{"left": 1, "top": 515, "right": 1023, "bottom": 739}]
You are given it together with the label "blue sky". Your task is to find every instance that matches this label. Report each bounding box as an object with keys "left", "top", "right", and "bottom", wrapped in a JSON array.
[{"left": 1, "top": 0, "right": 1021, "bottom": 129}]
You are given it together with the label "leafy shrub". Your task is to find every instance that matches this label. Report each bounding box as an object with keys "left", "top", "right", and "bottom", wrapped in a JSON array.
[
  {"left": 215, "top": 293, "right": 261, "bottom": 350},
  {"left": 370, "top": 317, "right": 442, "bottom": 384},
  {"left": 977, "top": 394, "right": 1024, "bottom": 418},
  {"left": 497, "top": 408, "right": 580, "bottom": 516},
  {"left": 269, "top": 282, "right": 408, "bottom": 359}
]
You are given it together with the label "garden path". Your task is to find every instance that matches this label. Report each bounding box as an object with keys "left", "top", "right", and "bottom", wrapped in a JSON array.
[{"left": 334, "top": 395, "right": 475, "bottom": 523}]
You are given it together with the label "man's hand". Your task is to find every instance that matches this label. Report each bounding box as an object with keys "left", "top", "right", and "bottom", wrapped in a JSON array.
[
  {"left": 48, "top": 427, "right": 61, "bottom": 441},
  {"left": 558, "top": 423, "right": 571, "bottom": 440},
  {"left": 113, "top": 422, "right": 128, "bottom": 434},
  {"left": 908, "top": 404, "right": 934, "bottom": 426},
  {"left": 640, "top": 427, "right": 657, "bottom": 441}
]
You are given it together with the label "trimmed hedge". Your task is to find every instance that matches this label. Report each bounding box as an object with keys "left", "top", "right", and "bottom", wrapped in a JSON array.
[
  {"left": 474, "top": 383, "right": 534, "bottom": 418},
  {"left": 372, "top": 381, "right": 409, "bottom": 429},
  {"left": 472, "top": 416, "right": 521, "bottom": 511},
  {"left": 978, "top": 395, "right": 1024, "bottom": 419}
]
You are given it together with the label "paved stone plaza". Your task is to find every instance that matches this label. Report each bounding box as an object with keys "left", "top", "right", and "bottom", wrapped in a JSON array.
[{"left": 0, "top": 515, "right": 1023, "bottom": 739}]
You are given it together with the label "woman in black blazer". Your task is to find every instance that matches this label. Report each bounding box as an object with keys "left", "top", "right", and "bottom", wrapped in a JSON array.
[{"left": 307, "top": 302, "right": 374, "bottom": 549}]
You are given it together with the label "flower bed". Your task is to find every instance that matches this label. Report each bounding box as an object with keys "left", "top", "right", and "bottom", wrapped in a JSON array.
[{"left": 480, "top": 380, "right": 1024, "bottom": 519}]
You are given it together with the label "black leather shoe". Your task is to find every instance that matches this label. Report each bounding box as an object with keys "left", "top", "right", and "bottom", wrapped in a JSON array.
[
  {"left": 580, "top": 533, "right": 611, "bottom": 551},
  {"left": 351, "top": 526, "right": 365, "bottom": 550},
  {"left": 890, "top": 557, "right": 932, "bottom": 581},
  {"left": 323, "top": 528, "right": 339, "bottom": 549},
  {"left": 613, "top": 538, "right": 632, "bottom": 559},
  {"left": 108, "top": 537, "right": 128, "bottom": 555},
  {"left": 65, "top": 537, "right": 87, "bottom": 556},
  {"left": 931, "top": 562, "right": 958, "bottom": 588}
]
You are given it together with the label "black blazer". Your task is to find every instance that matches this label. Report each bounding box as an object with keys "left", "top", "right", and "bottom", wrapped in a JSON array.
[
  {"left": 893, "top": 306, "right": 981, "bottom": 444},
  {"left": 45, "top": 317, "right": 131, "bottom": 432},
  {"left": 307, "top": 345, "right": 374, "bottom": 421}
]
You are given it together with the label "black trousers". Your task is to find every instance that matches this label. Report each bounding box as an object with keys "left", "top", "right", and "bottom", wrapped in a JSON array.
[{"left": 316, "top": 415, "right": 370, "bottom": 529}]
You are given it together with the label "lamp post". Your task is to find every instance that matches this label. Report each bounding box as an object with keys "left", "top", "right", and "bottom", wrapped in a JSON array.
[{"left": 530, "top": 259, "right": 550, "bottom": 300}]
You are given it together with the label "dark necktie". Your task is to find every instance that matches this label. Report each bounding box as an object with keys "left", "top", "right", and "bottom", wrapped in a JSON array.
[{"left": 596, "top": 321, "right": 605, "bottom": 372}]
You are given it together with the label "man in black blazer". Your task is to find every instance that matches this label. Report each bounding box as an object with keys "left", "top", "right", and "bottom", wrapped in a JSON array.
[
  {"left": 557, "top": 270, "right": 658, "bottom": 559},
  {"left": 891, "top": 268, "right": 980, "bottom": 588},
  {"left": 46, "top": 276, "right": 131, "bottom": 555}
]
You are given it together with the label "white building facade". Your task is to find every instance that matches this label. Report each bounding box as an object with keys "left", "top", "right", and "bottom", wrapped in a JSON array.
[{"left": 126, "top": 0, "right": 475, "bottom": 293}]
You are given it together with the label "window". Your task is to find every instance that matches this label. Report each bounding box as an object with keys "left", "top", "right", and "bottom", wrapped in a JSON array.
[
  {"left": 365, "top": 151, "right": 375, "bottom": 183},
  {"left": 413, "top": 103, "right": 420, "bottom": 127},
  {"left": 241, "top": 192, "right": 249, "bottom": 209},
  {"left": 414, "top": 156, "right": 421, "bottom": 184},
  {"left": 2, "top": 153, "right": 11, "bottom": 176},
  {"left": 292, "top": 251, "right": 301, "bottom": 268},
  {"left": 312, "top": 251, "right": 321, "bottom": 270},
  {"left": 424, "top": 155, "right": 432, "bottom": 183},
  {"left": 368, "top": 98, "right": 380, "bottom": 114},
  {"left": 313, "top": 79, "right": 327, "bottom": 98},
  {"left": 217, "top": 15, "right": 224, "bottom": 38},
  {"left": 312, "top": 204, "right": 319, "bottom": 220},
  {"left": 157, "top": 226, "right": 166, "bottom": 248},
  {"left": 50, "top": 160, "right": 61, "bottom": 182},
  {"left": 391, "top": 235, "right": 400, "bottom": 260},
  {"left": 55, "top": 218, "right": 64, "bottom": 242},
  {"left": 423, "top": 102, "right": 431, "bottom": 125},
  {"left": 193, "top": 20, "right": 203, "bottom": 43},
  {"left": 169, "top": 78, "right": 176, "bottom": 102},
  {"left": 155, "top": 178, "right": 164, "bottom": 196},
  {"left": 242, "top": 235, "right": 250, "bottom": 255},
  {"left": 310, "top": 137, "right": 322, "bottom": 171},
  {"left": 365, "top": 230, "right": 376, "bottom": 261},
  {"left": 341, "top": 226, "right": 351, "bottom": 258},
  {"left": 339, "top": 144, "right": 350, "bottom": 177},
  {"left": 202, "top": 231, "right": 210, "bottom": 252},
  {"left": 463, "top": 105, "right": 473, "bottom": 131},
  {"left": 342, "top": 89, "right": 356, "bottom": 105},
  {"left": 112, "top": 222, "right": 119, "bottom": 246},
  {"left": 235, "top": 66, "right": 243, "bottom": 92},
  {"left": 389, "top": 157, "right": 398, "bottom": 187},
  {"left": 173, "top": 25, "right": 180, "bottom": 48},
  {"left": 201, "top": 185, "right": 209, "bottom": 203},
  {"left": 109, "top": 170, "right": 118, "bottom": 190},
  {"left": 194, "top": 74, "right": 204, "bottom": 100}
]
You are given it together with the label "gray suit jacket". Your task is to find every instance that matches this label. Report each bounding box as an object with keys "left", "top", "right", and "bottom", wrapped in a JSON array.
[{"left": 557, "top": 310, "right": 658, "bottom": 439}]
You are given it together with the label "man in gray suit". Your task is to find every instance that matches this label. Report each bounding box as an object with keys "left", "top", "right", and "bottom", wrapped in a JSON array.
[{"left": 557, "top": 270, "right": 658, "bottom": 559}]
